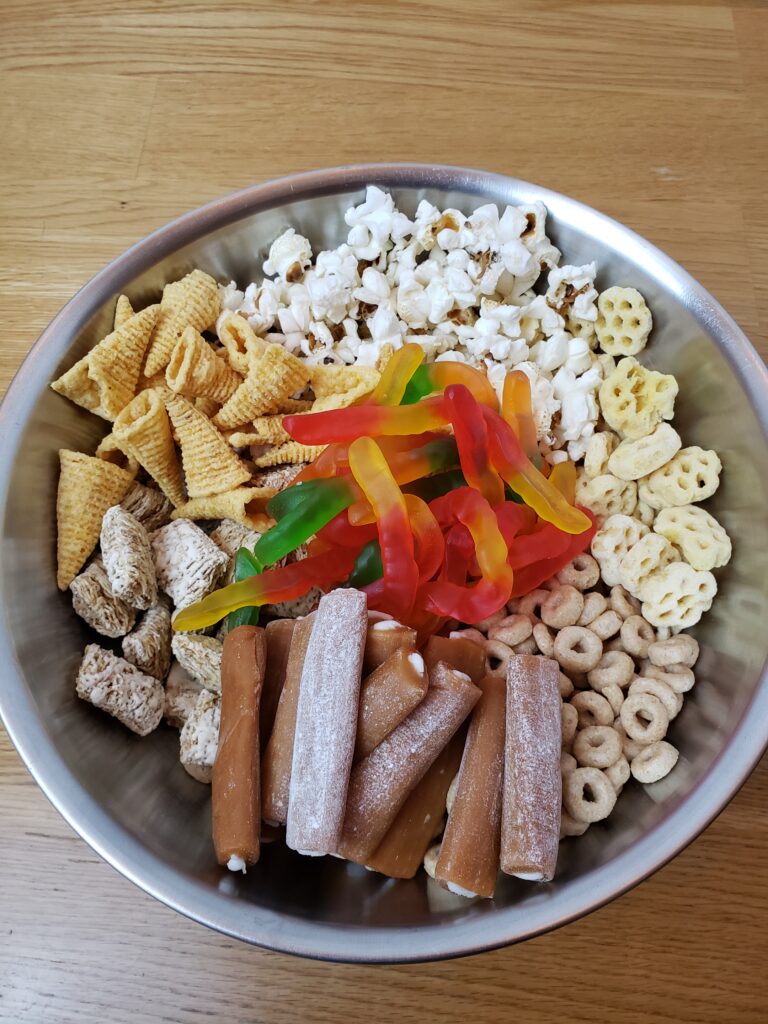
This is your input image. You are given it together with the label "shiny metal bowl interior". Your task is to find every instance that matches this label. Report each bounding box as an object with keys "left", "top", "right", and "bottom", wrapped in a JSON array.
[{"left": 1, "top": 165, "right": 767, "bottom": 963}]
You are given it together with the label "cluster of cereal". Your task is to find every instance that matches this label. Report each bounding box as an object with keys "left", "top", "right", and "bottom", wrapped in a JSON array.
[
  {"left": 451, "top": 554, "right": 698, "bottom": 834},
  {"left": 220, "top": 186, "right": 615, "bottom": 461},
  {"left": 573, "top": 329, "right": 732, "bottom": 629}
]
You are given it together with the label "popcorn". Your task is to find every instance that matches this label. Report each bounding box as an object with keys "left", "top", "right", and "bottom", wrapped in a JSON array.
[
  {"left": 263, "top": 229, "right": 313, "bottom": 282},
  {"left": 344, "top": 185, "right": 413, "bottom": 261},
  {"left": 546, "top": 263, "right": 598, "bottom": 322}
]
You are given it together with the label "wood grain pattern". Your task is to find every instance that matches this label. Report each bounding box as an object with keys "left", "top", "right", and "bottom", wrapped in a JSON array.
[{"left": 1, "top": 3, "right": 767, "bottom": 1022}]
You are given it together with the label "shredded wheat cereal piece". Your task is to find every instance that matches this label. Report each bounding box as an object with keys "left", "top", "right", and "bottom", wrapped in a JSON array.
[
  {"left": 164, "top": 660, "right": 205, "bottom": 729},
  {"left": 70, "top": 557, "right": 136, "bottom": 638},
  {"left": 122, "top": 600, "right": 172, "bottom": 680},
  {"left": 56, "top": 450, "right": 136, "bottom": 590},
  {"left": 120, "top": 482, "right": 173, "bottom": 532},
  {"left": 151, "top": 519, "right": 228, "bottom": 609},
  {"left": 209, "top": 519, "right": 263, "bottom": 583},
  {"left": 179, "top": 690, "right": 221, "bottom": 783},
  {"left": 100, "top": 505, "right": 158, "bottom": 610},
  {"left": 76, "top": 643, "right": 164, "bottom": 736},
  {"left": 171, "top": 633, "right": 223, "bottom": 693}
]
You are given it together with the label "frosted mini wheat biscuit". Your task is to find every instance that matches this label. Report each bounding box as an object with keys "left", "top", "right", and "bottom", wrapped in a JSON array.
[
  {"left": 151, "top": 519, "right": 228, "bottom": 609},
  {"left": 70, "top": 557, "right": 137, "bottom": 638},
  {"left": 180, "top": 689, "right": 221, "bottom": 783},
  {"left": 76, "top": 643, "right": 164, "bottom": 736},
  {"left": 122, "top": 601, "right": 172, "bottom": 680},
  {"left": 100, "top": 505, "right": 157, "bottom": 610}
]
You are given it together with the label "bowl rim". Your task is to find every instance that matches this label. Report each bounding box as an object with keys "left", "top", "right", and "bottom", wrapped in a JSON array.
[{"left": 1, "top": 162, "right": 767, "bottom": 963}]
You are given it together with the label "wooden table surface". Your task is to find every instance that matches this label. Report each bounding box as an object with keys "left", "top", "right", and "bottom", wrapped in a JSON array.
[{"left": 2, "top": 2, "right": 767, "bottom": 1021}]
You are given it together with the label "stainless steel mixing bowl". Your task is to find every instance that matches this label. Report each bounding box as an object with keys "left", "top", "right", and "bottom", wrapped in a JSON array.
[{"left": 1, "top": 165, "right": 767, "bottom": 963}]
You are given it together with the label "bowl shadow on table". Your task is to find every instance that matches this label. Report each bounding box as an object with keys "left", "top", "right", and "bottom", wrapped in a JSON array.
[{"left": 2, "top": 179, "right": 767, "bottom": 943}]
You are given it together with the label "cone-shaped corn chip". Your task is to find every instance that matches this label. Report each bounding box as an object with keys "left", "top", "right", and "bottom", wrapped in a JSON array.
[
  {"left": 144, "top": 270, "right": 221, "bottom": 378},
  {"left": 309, "top": 364, "right": 379, "bottom": 399},
  {"left": 226, "top": 416, "right": 290, "bottom": 448},
  {"left": 217, "top": 313, "right": 266, "bottom": 374},
  {"left": 94, "top": 433, "right": 140, "bottom": 476},
  {"left": 311, "top": 382, "right": 376, "bottom": 412},
  {"left": 51, "top": 304, "right": 161, "bottom": 421},
  {"left": 170, "top": 486, "right": 275, "bottom": 531},
  {"left": 279, "top": 397, "right": 313, "bottom": 413},
  {"left": 113, "top": 389, "right": 186, "bottom": 506},
  {"left": 252, "top": 442, "right": 326, "bottom": 467},
  {"left": 195, "top": 396, "right": 220, "bottom": 419},
  {"left": 114, "top": 294, "right": 134, "bottom": 330},
  {"left": 213, "top": 345, "right": 310, "bottom": 429},
  {"left": 162, "top": 391, "right": 251, "bottom": 498},
  {"left": 56, "top": 450, "right": 135, "bottom": 589},
  {"left": 166, "top": 327, "right": 242, "bottom": 404}
]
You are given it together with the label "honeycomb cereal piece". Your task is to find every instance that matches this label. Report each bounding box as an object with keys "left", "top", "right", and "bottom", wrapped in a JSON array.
[
  {"left": 598, "top": 357, "right": 678, "bottom": 440},
  {"left": 179, "top": 690, "right": 221, "bottom": 783},
  {"left": 166, "top": 327, "right": 242, "bottom": 405},
  {"left": 595, "top": 287, "right": 652, "bottom": 357},
  {"left": 640, "top": 562, "right": 717, "bottom": 630},
  {"left": 591, "top": 514, "right": 650, "bottom": 587},
  {"left": 144, "top": 270, "right": 221, "bottom": 378},
  {"left": 583, "top": 431, "right": 619, "bottom": 479},
  {"left": 653, "top": 504, "right": 732, "bottom": 571},
  {"left": 113, "top": 389, "right": 186, "bottom": 507},
  {"left": 617, "top": 533, "right": 680, "bottom": 600},
  {"left": 171, "top": 633, "right": 223, "bottom": 693},
  {"left": 151, "top": 519, "right": 228, "bottom": 609},
  {"left": 76, "top": 643, "right": 164, "bottom": 736},
  {"left": 575, "top": 473, "right": 637, "bottom": 521},
  {"left": 252, "top": 442, "right": 326, "bottom": 468},
  {"left": 163, "top": 660, "right": 205, "bottom": 729},
  {"left": 70, "top": 557, "right": 136, "bottom": 638},
  {"left": 56, "top": 450, "right": 136, "bottom": 590},
  {"left": 122, "top": 601, "right": 172, "bottom": 680},
  {"left": 162, "top": 391, "right": 251, "bottom": 499},
  {"left": 120, "top": 482, "right": 173, "bottom": 533},
  {"left": 638, "top": 447, "right": 722, "bottom": 510},
  {"left": 566, "top": 315, "right": 597, "bottom": 346},
  {"left": 213, "top": 344, "right": 310, "bottom": 428},
  {"left": 100, "top": 506, "right": 158, "bottom": 610},
  {"left": 113, "top": 294, "right": 134, "bottom": 330},
  {"left": 217, "top": 313, "right": 267, "bottom": 374},
  {"left": 607, "top": 423, "right": 682, "bottom": 481},
  {"left": 51, "top": 304, "right": 161, "bottom": 421},
  {"left": 170, "top": 486, "right": 274, "bottom": 532}
]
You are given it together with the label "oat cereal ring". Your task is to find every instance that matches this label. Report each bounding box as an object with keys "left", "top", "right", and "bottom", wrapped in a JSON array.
[
  {"left": 605, "top": 754, "right": 631, "bottom": 792},
  {"left": 560, "top": 751, "right": 578, "bottom": 775},
  {"left": 575, "top": 473, "right": 637, "bottom": 522},
  {"left": 591, "top": 513, "right": 649, "bottom": 587},
  {"left": 630, "top": 740, "right": 679, "bottom": 784},
  {"left": 607, "top": 423, "right": 682, "bottom": 482},
  {"left": 533, "top": 623, "right": 555, "bottom": 657},
  {"left": 563, "top": 767, "right": 617, "bottom": 823},
  {"left": 560, "top": 811, "right": 590, "bottom": 838},
  {"left": 619, "top": 614, "right": 655, "bottom": 659},
  {"left": 648, "top": 634, "right": 699, "bottom": 669},
  {"left": 556, "top": 553, "right": 600, "bottom": 591},
  {"left": 484, "top": 638, "right": 513, "bottom": 677},
  {"left": 598, "top": 357, "right": 678, "bottom": 440},
  {"left": 577, "top": 592, "right": 608, "bottom": 627},
  {"left": 558, "top": 671, "right": 575, "bottom": 700},
  {"left": 488, "top": 614, "right": 533, "bottom": 648},
  {"left": 618, "top": 533, "right": 680, "bottom": 601},
  {"left": 516, "top": 589, "right": 550, "bottom": 620},
  {"left": 570, "top": 690, "right": 614, "bottom": 729},
  {"left": 541, "top": 585, "right": 584, "bottom": 629},
  {"left": 554, "top": 626, "right": 603, "bottom": 673},
  {"left": 602, "top": 683, "right": 625, "bottom": 716},
  {"left": 639, "top": 447, "right": 722, "bottom": 510},
  {"left": 653, "top": 504, "right": 731, "bottom": 571},
  {"left": 573, "top": 725, "right": 623, "bottom": 769},
  {"left": 603, "top": 637, "right": 627, "bottom": 654},
  {"left": 474, "top": 609, "right": 507, "bottom": 632},
  {"left": 644, "top": 663, "right": 696, "bottom": 694},
  {"left": 630, "top": 676, "right": 682, "bottom": 720},
  {"left": 613, "top": 718, "right": 649, "bottom": 761},
  {"left": 595, "top": 286, "right": 652, "bottom": 357},
  {"left": 584, "top": 431, "right": 619, "bottom": 479},
  {"left": 513, "top": 636, "right": 539, "bottom": 656},
  {"left": 640, "top": 562, "right": 717, "bottom": 630},
  {"left": 588, "top": 610, "right": 623, "bottom": 641},
  {"left": 587, "top": 650, "right": 635, "bottom": 691},
  {"left": 619, "top": 692, "right": 669, "bottom": 743},
  {"left": 561, "top": 702, "right": 578, "bottom": 749},
  {"left": 609, "top": 585, "right": 641, "bottom": 620}
]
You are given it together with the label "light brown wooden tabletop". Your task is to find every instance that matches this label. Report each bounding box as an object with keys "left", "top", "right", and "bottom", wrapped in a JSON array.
[{"left": 1, "top": 2, "right": 767, "bottom": 1022}]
